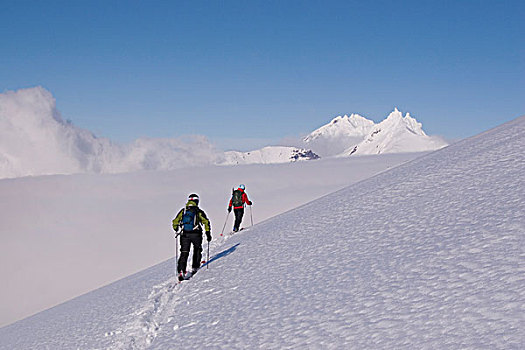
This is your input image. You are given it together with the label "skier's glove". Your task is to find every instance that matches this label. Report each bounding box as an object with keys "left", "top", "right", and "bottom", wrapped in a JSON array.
[
  {"left": 227, "top": 207, "right": 232, "bottom": 212},
  {"left": 206, "top": 231, "right": 212, "bottom": 242}
]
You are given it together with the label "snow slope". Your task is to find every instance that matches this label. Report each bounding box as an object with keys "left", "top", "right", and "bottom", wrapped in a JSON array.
[
  {"left": 1, "top": 116, "right": 523, "bottom": 348},
  {"left": 219, "top": 146, "right": 319, "bottom": 165},
  {"left": 0, "top": 153, "right": 417, "bottom": 327}
]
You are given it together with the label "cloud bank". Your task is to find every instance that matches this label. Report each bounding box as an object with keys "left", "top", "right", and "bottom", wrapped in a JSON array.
[{"left": 0, "top": 87, "right": 221, "bottom": 179}]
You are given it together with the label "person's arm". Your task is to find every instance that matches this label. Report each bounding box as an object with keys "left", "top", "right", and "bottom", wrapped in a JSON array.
[
  {"left": 199, "top": 209, "right": 211, "bottom": 232},
  {"left": 172, "top": 208, "right": 184, "bottom": 232},
  {"left": 243, "top": 192, "right": 252, "bottom": 206}
]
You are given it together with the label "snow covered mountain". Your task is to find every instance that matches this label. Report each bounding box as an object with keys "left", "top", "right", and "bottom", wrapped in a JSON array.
[
  {"left": 342, "top": 108, "right": 449, "bottom": 156},
  {"left": 219, "top": 146, "right": 319, "bottom": 165},
  {"left": 304, "top": 109, "right": 448, "bottom": 157},
  {"left": 224, "top": 110, "right": 445, "bottom": 163},
  {"left": 1, "top": 116, "right": 522, "bottom": 349},
  {"left": 302, "top": 113, "right": 375, "bottom": 156}
]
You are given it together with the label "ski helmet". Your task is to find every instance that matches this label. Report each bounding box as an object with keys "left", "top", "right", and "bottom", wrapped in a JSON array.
[
  {"left": 239, "top": 184, "right": 245, "bottom": 190},
  {"left": 188, "top": 193, "right": 199, "bottom": 205}
]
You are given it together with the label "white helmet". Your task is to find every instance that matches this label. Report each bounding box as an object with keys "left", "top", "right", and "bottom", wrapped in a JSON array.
[{"left": 188, "top": 193, "right": 199, "bottom": 205}]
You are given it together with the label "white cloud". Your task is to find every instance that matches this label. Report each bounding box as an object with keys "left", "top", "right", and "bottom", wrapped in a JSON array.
[{"left": 0, "top": 87, "right": 221, "bottom": 179}]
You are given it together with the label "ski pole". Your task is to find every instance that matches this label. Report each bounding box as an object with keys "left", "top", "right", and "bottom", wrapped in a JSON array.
[
  {"left": 250, "top": 205, "right": 254, "bottom": 226},
  {"left": 220, "top": 211, "right": 230, "bottom": 236},
  {"left": 207, "top": 241, "right": 210, "bottom": 269},
  {"left": 175, "top": 232, "right": 179, "bottom": 276}
]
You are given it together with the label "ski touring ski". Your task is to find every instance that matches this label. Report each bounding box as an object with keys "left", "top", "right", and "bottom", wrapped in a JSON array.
[
  {"left": 178, "top": 267, "right": 202, "bottom": 283},
  {"left": 230, "top": 227, "right": 245, "bottom": 236}
]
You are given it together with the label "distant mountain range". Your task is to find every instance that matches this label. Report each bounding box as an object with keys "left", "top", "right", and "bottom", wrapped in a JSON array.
[
  {"left": 0, "top": 87, "right": 447, "bottom": 178},
  {"left": 221, "top": 109, "right": 448, "bottom": 165}
]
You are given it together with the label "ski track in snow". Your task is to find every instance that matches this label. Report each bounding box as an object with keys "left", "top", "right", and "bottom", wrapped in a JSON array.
[
  {"left": 104, "top": 228, "right": 250, "bottom": 349},
  {"left": 105, "top": 230, "right": 248, "bottom": 349},
  {"left": 0, "top": 117, "right": 523, "bottom": 349},
  {"left": 106, "top": 277, "right": 178, "bottom": 349}
]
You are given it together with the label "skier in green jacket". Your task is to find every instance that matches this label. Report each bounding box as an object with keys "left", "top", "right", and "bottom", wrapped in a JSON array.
[{"left": 172, "top": 193, "right": 211, "bottom": 281}]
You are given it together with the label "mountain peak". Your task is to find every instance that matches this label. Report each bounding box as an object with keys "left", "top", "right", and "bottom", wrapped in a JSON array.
[
  {"left": 304, "top": 114, "right": 374, "bottom": 141},
  {"left": 379, "top": 109, "right": 425, "bottom": 136},
  {"left": 384, "top": 108, "right": 404, "bottom": 122}
]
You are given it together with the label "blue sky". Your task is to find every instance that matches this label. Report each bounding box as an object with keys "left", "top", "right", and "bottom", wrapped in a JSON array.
[{"left": 1, "top": 0, "right": 523, "bottom": 150}]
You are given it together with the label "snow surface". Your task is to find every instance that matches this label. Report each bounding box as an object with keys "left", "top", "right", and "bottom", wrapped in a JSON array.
[
  {"left": 0, "top": 153, "right": 417, "bottom": 327},
  {"left": 1, "top": 117, "right": 523, "bottom": 349}
]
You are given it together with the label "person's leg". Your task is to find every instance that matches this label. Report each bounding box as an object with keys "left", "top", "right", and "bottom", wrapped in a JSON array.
[
  {"left": 190, "top": 234, "right": 203, "bottom": 270},
  {"left": 178, "top": 235, "right": 191, "bottom": 273},
  {"left": 233, "top": 208, "right": 244, "bottom": 231}
]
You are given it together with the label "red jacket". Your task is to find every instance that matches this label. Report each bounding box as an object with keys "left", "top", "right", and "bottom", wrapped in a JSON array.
[{"left": 228, "top": 189, "right": 252, "bottom": 209}]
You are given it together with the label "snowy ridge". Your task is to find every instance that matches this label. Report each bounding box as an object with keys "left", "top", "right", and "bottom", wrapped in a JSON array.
[
  {"left": 304, "top": 108, "right": 448, "bottom": 156},
  {"left": 303, "top": 113, "right": 375, "bottom": 141},
  {"left": 219, "top": 146, "right": 319, "bottom": 165},
  {"left": 343, "top": 108, "right": 448, "bottom": 155},
  {"left": 1, "top": 117, "right": 523, "bottom": 349}
]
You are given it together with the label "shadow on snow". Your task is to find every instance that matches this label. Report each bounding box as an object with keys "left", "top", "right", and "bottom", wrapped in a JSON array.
[{"left": 202, "top": 243, "right": 240, "bottom": 268}]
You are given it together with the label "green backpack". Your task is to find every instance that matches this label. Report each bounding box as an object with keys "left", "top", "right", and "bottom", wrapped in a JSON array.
[{"left": 232, "top": 189, "right": 243, "bottom": 207}]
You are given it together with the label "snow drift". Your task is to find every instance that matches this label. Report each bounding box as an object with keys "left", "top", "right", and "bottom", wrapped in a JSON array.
[{"left": 1, "top": 116, "right": 522, "bottom": 348}]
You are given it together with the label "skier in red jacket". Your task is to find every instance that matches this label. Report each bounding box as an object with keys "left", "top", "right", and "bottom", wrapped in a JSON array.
[{"left": 228, "top": 184, "right": 252, "bottom": 232}]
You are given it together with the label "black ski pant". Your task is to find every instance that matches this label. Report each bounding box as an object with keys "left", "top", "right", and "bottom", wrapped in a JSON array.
[
  {"left": 233, "top": 208, "right": 244, "bottom": 231},
  {"left": 178, "top": 232, "right": 203, "bottom": 273}
]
